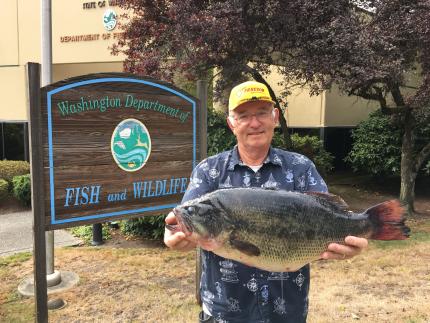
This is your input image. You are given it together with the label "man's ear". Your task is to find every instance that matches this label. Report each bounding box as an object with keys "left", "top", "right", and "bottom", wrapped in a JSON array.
[
  {"left": 227, "top": 116, "right": 236, "bottom": 133},
  {"left": 273, "top": 108, "right": 280, "bottom": 124}
]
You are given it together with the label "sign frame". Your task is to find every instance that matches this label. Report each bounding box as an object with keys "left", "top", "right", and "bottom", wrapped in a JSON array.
[
  {"left": 38, "top": 71, "right": 200, "bottom": 230},
  {"left": 43, "top": 76, "right": 199, "bottom": 227}
]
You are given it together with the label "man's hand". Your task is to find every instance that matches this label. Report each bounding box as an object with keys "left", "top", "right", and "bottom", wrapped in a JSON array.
[
  {"left": 320, "top": 236, "right": 368, "bottom": 260},
  {"left": 164, "top": 212, "right": 197, "bottom": 252}
]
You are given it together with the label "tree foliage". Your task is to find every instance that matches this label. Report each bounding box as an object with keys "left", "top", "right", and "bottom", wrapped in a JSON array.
[{"left": 115, "top": 0, "right": 430, "bottom": 213}]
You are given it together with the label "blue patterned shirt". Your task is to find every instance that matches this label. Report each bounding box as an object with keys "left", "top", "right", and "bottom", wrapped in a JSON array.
[{"left": 181, "top": 146, "right": 328, "bottom": 323}]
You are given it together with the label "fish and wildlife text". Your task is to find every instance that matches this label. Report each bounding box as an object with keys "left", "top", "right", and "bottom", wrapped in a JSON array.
[{"left": 63, "top": 176, "right": 188, "bottom": 207}]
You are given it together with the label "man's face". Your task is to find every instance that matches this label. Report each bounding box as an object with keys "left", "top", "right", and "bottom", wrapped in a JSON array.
[{"left": 227, "top": 101, "right": 279, "bottom": 152}]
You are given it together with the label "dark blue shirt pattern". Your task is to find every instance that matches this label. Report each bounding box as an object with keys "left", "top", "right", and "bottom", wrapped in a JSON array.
[{"left": 181, "top": 146, "right": 328, "bottom": 323}]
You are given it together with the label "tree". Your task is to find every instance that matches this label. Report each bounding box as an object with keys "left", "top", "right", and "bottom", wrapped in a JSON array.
[{"left": 114, "top": 0, "right": 430, "bottom": 214}]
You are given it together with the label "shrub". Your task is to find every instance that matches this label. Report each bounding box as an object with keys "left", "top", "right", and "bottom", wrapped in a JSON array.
[
  {"left": 425, "top": 160, "right": 430, "bottom": 175},
  {"left": 12, "top": 174, "right": 31, "bottom": 206},
  {"left": 69, "top": 224, "right": 111, "bottom": 244},
  {"left": 346, "top": 110, "right": 430, "bottom": 176},
  {"left": 207, "top": 108, "right": 236, "bottom": 156},
  {"left": 0, "top": 160, "right": 30, "bottom": 183},
  {"left": 346, "top": 111, "right": 403, "bottom": 176},
  {"left": 273, "top": 132, "right": 334, "bottom": 175},
  {"left": 0, "top": 179, "right": 9, "bottom": 201},
  {"left": 121, "top": 215, "right": 166, "bottom": 240}
]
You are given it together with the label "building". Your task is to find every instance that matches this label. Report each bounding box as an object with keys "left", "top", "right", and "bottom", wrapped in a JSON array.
[
  {"left": 0, "top": 0, "right": 378, "bottom": 168},
  {"left": 0, "top": 0, "right": 125, "bottom": 161}
]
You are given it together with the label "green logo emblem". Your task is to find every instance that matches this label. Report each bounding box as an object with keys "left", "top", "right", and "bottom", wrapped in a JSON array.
[
  {"left": 103, "top": 9, "right": 117, "bottom": 31},
  {"left": 111, "top": 119, "right": 151, "bottom": 172}
]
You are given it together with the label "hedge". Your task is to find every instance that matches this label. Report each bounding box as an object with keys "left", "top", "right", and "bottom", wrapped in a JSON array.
[
  {"left": 12, "top": 174, "right": 31, "bottom": 206},
  {"left": 0, "top": 160, "right": 30, "bottom": 183},
  {"left": 0, "top": 179, "right": 8, "bottom": 201}
]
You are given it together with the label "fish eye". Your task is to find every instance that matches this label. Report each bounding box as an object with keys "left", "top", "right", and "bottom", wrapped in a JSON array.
[{"left": 187, "top": 206, "right": 196, "bottom": 213}]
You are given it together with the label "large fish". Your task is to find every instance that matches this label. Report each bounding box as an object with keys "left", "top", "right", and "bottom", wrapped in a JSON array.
[{"left": 168, "top": 188, "right": 410, "bottom": 272}]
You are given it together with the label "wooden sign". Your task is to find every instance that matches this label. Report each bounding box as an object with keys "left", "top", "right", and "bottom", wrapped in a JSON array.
[{"left": 40, "top": 72, "right": 200, "bottom": 230}]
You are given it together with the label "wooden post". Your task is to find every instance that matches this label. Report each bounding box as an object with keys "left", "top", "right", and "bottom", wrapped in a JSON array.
[
  {"left": 195, "top": 80, "right": 208, "bottom": 306},
  {"left": 26, "top": 62, "right": 48, "bottom": 323}
]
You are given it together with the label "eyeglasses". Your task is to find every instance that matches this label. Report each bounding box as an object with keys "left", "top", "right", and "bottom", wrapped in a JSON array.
[{"left": 230, "top": 110, "right": 275, "bottom": 125}]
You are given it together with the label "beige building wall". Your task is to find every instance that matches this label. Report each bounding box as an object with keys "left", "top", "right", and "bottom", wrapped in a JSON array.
[
  {"left": 265, "top": 66, "right": 378, "bottom": 128},
  {"left": 324, "top": 86, "right": 379, "bottom": 127},
  {"left": 53, "top": 62, "right": 123, "bottom": 82},
  {"left": 52, "top": 1, "right": 125, "bottom": 64},
  {"left": 18, "top": 0, "right": 41, "bottom": 64},
  {"left": 0, "top": 0, "right": 19, "bottom": 66},
  {"left": 268, "top": 68, "right": 325, "bottom": 128},
  {"left": 0, "top": 66, "right": 27, "bottom": 121},
  {"left": 0, "top": 0, "right": 125, "bottom": 122}
]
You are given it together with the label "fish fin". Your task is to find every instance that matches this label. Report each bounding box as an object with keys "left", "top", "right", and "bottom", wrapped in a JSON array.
[
  {"left": 366, "top": 200, "right": 410, "bottom": 240},
  {"left": 229, "top": 231, "right": 261, "bottom": 257},
  {"left": 304, "top": 191, "right": 349, "bottom": 212}
]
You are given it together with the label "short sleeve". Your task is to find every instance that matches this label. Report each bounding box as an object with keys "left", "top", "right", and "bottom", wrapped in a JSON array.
[
  {"left": 305, "top": 162, "right": 328, "bottom": 193},
  {"left": 181, "top": 160, "right": 215, "bottom": 203}
]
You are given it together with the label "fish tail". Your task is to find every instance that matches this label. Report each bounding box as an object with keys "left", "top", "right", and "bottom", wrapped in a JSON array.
[{"left": 366, "top": 200, "right": 410, "bottom": 240}]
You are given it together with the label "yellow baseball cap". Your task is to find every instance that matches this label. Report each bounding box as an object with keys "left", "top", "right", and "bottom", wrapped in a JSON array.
[{"left": 228, "top": 81, "right": 275, "bottom": 111}]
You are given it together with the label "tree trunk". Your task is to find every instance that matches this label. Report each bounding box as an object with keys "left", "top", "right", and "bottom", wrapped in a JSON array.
[{"left": 399, "top": 110, "right": 417, "bottom": 215}]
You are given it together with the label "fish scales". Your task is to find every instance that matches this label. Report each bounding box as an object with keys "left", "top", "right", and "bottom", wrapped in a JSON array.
[
  {"left": 173, "top": 187, "right": 409, "bottom": 272},
  {"left": 215, "top": 189, "right": 364, "bottom": 270}
]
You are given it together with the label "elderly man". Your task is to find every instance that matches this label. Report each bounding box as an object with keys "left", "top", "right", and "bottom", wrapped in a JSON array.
[{"left": 164, "top": 81, "right": 368, "bottom": 323}]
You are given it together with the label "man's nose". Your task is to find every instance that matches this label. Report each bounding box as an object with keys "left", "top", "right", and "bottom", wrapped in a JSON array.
[{"left": 248, "top": 114, "right": 262, "bottom": 127}]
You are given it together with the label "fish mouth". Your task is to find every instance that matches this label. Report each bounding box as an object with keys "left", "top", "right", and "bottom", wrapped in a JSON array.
[{"left": 172, "top": 208, "right": 194, "bottom": 236}]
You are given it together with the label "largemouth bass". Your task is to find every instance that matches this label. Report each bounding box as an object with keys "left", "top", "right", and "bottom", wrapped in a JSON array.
[{"left": 169, "top": 188, "right": 409, "bottom": 272}]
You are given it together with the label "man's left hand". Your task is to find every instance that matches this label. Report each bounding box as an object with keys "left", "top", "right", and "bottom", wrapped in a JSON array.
[{"left": 320, "top": 236, "right": 368, "bottom": 260}]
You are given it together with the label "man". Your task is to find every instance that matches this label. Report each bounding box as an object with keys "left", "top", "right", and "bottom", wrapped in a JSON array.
[{"left": 164, "top": 81, "right": 368, "bottom": 322}]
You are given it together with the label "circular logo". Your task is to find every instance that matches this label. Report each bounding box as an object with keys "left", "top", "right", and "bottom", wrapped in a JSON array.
[
  {"left": 111, "top": 119, "right": 151, "bottom": 172},
  {"left": 103, "top": 9, "right": 117, "bottom": 31}
]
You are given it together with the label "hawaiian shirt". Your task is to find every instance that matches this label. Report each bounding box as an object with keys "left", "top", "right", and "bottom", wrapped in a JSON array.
[{"left": 181, "top": 146, "right": 328, "bottom": 323}]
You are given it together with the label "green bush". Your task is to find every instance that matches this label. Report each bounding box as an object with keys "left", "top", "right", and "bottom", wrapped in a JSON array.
[
  {"left": 346, "top": 110, "right": 430, "bottom": 176},
  {"left": 207, "top": 108, "right": 236, "bottom": 156},
  {"left": 0, "top": 160, "right": 30, "bottom": 183},
  {"left": 272, "top": 132, "right": 334, "bottom": 175},
  {"left": 121, "top": 215, "right": 166, "bottom": 240},
  {"left": 425, "top": 160, "right": 430, "bottom": 175},
  {"left": 69, "top": 224, "right": 111, "bottom": 244},
  {"left": 345, "top": 111, "right": 402, "bottom": 175},
  {"left": 12, "top": 174, "right": 31, "bottom": 206},
  {"left": 0, "top": 179, "right": 9, "bottom": 201}
]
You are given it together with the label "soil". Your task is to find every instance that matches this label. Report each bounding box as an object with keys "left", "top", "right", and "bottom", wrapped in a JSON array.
[{"left": 0, "top": 197, "right": 30, "bottom": 215}]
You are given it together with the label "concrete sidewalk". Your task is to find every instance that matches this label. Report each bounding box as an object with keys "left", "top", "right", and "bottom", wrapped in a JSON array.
[{"left": 0, "top": 210, "right": 82, "bottom": 257}]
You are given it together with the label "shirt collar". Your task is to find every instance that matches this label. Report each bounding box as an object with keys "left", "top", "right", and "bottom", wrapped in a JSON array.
[{"left": 227, "top": 145, "right": 283, "bottom": 171}]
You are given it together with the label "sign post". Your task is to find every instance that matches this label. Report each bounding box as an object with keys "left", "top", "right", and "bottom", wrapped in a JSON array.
[
  {"left": 27, "top": 63, "right": 48, "bottom": 323},
  {"left": 27, "top": 69, "right": 201, "bottom": 322}
]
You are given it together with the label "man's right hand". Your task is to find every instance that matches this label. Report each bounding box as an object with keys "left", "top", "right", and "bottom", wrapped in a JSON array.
[{"left": 164, "top": 212, "right": 197, "bottom": 252}]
